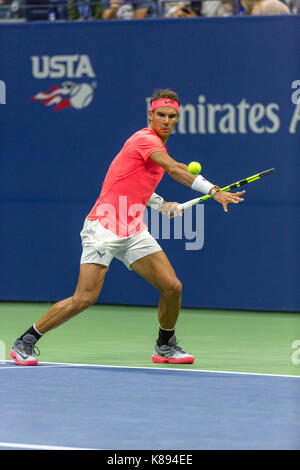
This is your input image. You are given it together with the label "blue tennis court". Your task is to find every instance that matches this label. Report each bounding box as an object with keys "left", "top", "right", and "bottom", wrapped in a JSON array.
[{"left": 0, "top": 362, "right": 299, "bottom": 450}]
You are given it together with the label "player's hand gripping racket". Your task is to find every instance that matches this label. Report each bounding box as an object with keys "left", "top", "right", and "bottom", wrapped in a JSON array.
[{"left": 176, "top": 168, "right": 275, "bottom": 213}]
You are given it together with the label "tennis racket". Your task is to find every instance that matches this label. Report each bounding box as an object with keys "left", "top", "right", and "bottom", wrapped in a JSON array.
[{"left": 177, "top": 168, "right": 275, "bottom": 213}]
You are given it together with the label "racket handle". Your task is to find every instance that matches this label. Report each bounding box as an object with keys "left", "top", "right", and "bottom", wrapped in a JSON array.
[{"left": 177, "top": 197, "right": 204, "bottom": 212}]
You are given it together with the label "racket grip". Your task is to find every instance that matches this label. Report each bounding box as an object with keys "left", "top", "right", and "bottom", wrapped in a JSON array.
[{"left": 178, "top": 197, "right": 202, "bottom": 212}]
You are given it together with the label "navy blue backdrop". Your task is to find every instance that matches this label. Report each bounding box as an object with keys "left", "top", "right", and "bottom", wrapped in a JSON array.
[{"left": 0, "top": 16, "right": 299, "bottom": 311}]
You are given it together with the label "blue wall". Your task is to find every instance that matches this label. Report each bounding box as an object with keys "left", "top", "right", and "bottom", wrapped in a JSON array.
[{"left": 0, "top": 16, "right": 299, "bottom": 311}]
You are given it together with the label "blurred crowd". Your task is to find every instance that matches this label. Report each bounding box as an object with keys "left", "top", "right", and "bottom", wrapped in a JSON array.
[{"left": 0, "top": 0, "right": 298, "bottom": 21}]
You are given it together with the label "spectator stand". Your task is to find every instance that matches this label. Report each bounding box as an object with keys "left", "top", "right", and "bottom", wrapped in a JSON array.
[
  {"left": 0, "top": 0, "right": 243, "bottom": 20},
  {"left": 0, "top": 0, "right": 295, "bottom": 22}
]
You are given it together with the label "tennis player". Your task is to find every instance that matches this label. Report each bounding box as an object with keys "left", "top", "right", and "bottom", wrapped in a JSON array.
[{"left": 10, "top": 89, "right": 245, "bottom": 366}]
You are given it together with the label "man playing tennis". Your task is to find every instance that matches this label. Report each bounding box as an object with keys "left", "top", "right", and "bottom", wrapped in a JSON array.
[{"left": 10, "top": 89, "right": 245, "bottom": 366}]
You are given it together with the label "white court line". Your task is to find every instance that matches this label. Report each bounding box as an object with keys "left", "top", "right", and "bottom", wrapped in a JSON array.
[
  {"left": 1, "top": 360, "right": 300, "bottom": 378},
  {"left": 0, "top": 442, "right": 97, "bottom": 450},
  {"left": 0, "top": 364, "right": 61, "bottom": 370}
]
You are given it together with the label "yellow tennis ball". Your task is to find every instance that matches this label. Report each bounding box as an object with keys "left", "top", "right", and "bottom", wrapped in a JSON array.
[{"left": 188, "top": 161, "right": 202, "bottom": 175}]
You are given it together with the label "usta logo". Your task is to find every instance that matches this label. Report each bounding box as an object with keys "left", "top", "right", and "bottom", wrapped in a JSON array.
[
  {"left": 31, "top": 55, "right": 96, "bottom": 79},
  {"left": 32, "top": 81, "right": 96, "bottom": 111},
  {"left": 31, "top": 55, "right": 96, "bottom": 111}
]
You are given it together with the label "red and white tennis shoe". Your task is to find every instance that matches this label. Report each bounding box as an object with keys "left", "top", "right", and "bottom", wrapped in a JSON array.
[
  {"left": 152, "top": 336, "right": 194, "bottom": 364},
  {"left": 10, "top": 334, "right": 39, "bottom": 366}
]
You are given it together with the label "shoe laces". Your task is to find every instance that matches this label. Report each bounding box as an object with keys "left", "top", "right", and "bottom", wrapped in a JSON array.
[
  {"left": 23, "top": 340, "right": 40, "bottom": 357},
  {"left": 170, "top": 338, "right": 186, "bottom": 354}
]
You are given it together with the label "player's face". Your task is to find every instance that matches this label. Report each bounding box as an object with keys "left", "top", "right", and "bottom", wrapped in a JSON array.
[{"left": 148, "top": 107, "right": 179, "bottom": 142}]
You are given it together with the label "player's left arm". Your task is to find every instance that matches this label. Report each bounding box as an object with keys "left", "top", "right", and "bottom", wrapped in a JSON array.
[
  {"left": 212, "top": 189, "right": 246, "bottom": 213},
  {"left": 149, "top": 151, "right": 245, "bottom": 212}
]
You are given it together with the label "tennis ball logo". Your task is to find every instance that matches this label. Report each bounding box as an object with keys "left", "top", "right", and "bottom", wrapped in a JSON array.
[
  {"left": 188, "top": 161, "right": 202, "bottom": 175},
  {"left": 32, "top": 80, "right": 97, "bottom": 111},
  {"left": 69, "top": 83, "right": 94, "bottom": 109}
]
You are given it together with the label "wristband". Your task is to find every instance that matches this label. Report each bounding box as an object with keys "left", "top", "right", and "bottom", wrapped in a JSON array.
[
  {"left": 191, "top": 175, "right": 214, "bottom": 195},
  {"left": 147, "top": 192, "right": 164, "bottom": 209},
  {"left": 209, "top": 185, "right": 222, "bottom": 197}
]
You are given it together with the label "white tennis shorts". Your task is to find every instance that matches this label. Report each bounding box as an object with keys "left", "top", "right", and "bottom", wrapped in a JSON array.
[{"left": 80, "top": 218, "right": 162, "bottom": 270}]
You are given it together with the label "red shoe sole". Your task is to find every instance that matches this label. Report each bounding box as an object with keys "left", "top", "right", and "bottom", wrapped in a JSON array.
[
  {"left": 152, "top": 355, "right": 194, "bottom": 364},
  {"left": 9, "top": 349, "right": 38, "bottom": 366}
]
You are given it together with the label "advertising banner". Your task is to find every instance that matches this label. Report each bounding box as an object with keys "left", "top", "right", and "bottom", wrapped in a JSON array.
[{"left": 0, "top": 17, "right": 299, "bottom": 311}]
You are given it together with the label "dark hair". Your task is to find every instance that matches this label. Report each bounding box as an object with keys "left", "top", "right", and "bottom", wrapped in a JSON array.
[{"left": 150, "top": 88, "right": 180, "bottom": 107}]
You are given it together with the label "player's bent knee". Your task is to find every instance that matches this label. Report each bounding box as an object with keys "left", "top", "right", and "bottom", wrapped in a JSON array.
[
  {"left": 72, "top": 292, "right": 98, "bottom": 312},
  {"left": 163, "top": 279, "right": 182, "bottom": 298}
]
